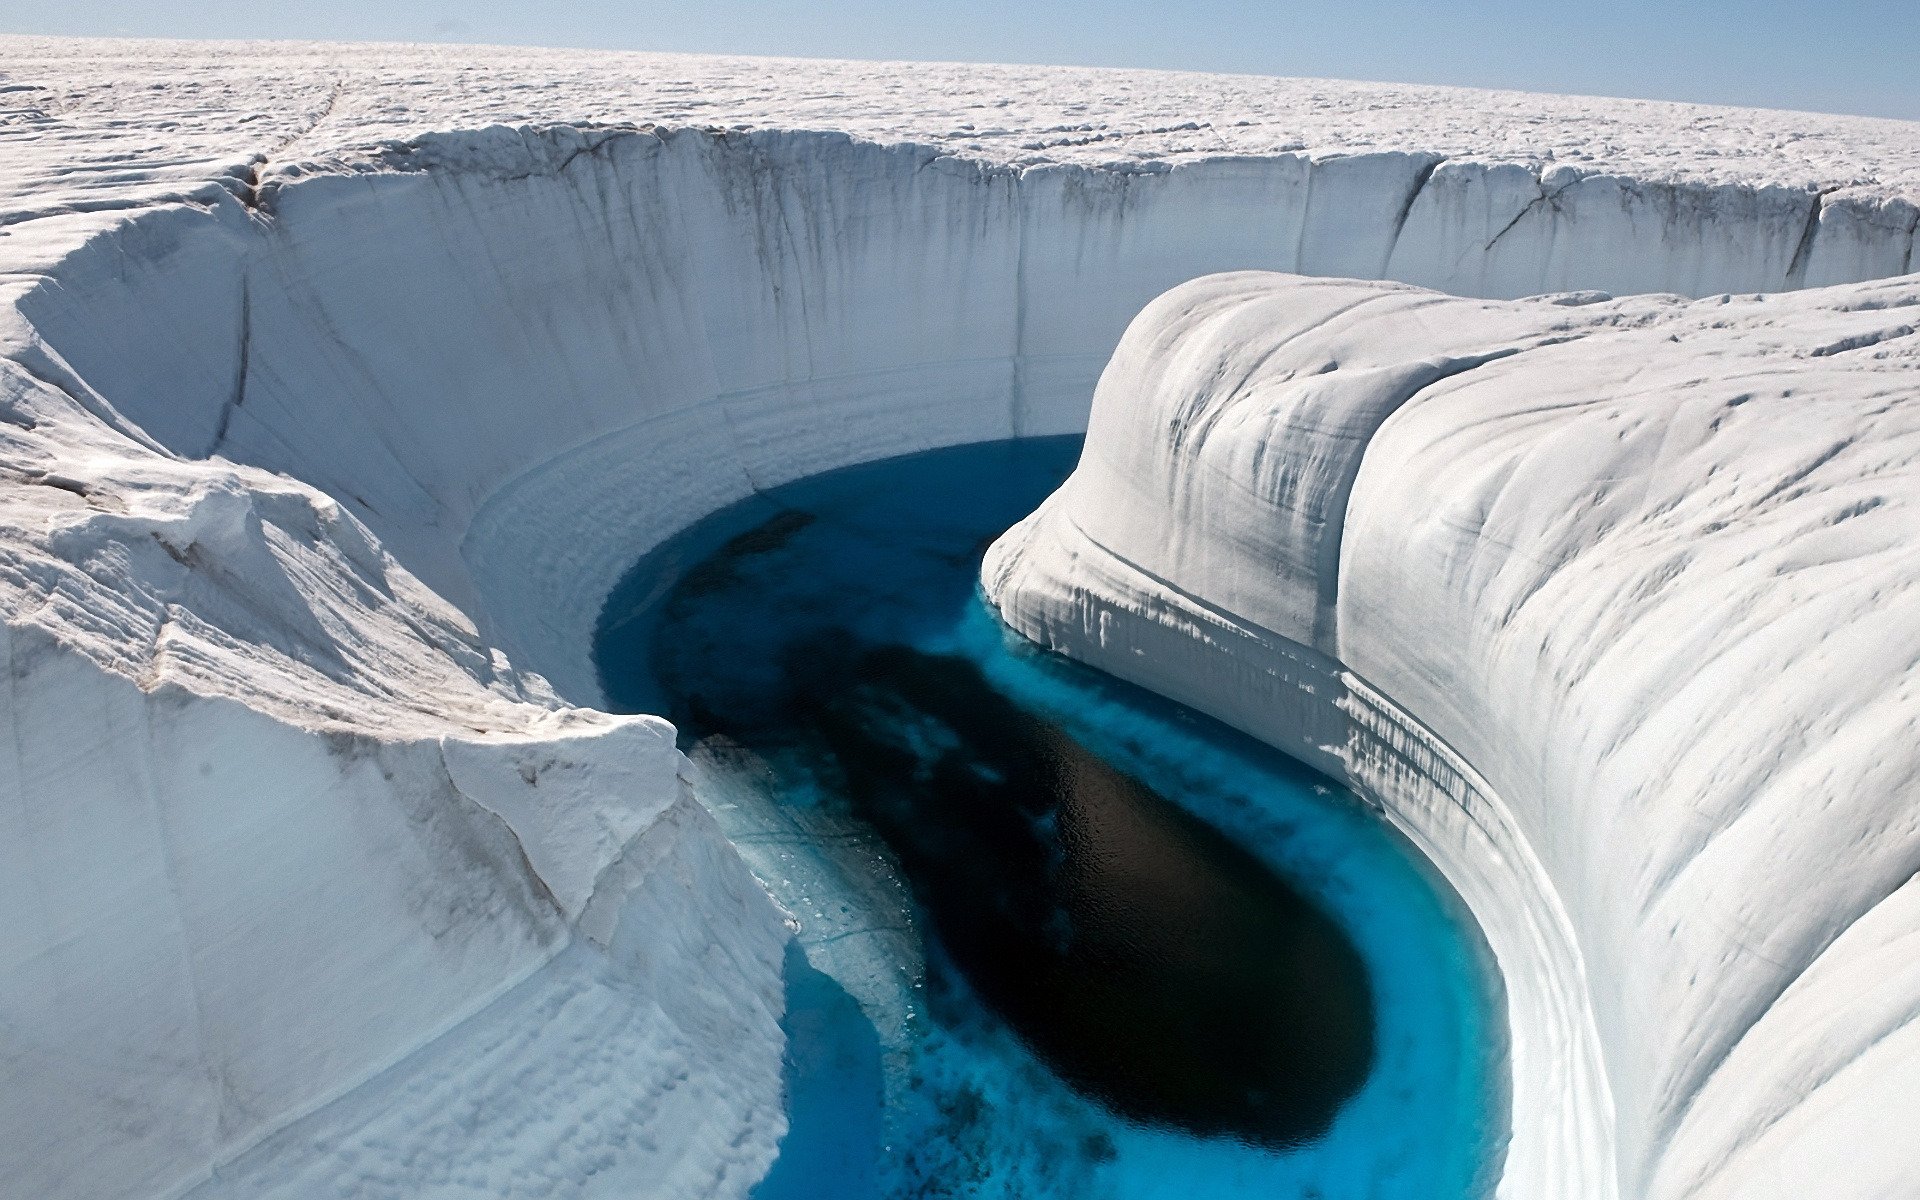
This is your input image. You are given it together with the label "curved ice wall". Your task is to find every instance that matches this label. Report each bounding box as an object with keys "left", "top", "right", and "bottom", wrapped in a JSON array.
[
  {"left": 985, "top": 273, "right": 1920, "bottom": 1200},
  {"left": 1, "top": 105, "right": 1916, "bottom": 1200},
  {"left": 25, "top": 126, "right": 1917, "bottom": 702}
]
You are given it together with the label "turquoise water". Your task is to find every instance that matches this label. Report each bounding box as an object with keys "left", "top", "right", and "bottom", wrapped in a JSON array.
[{"left": 594, "top": 437, "right": 1503, "bottom": 1198}]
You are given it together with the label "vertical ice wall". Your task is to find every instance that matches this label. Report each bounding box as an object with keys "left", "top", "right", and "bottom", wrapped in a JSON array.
[{"left": 20, "top": 126, "right": 1914, "bottom": 707}]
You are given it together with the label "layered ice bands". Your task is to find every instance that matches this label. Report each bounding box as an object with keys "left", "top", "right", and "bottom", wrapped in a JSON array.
[
  {"left": 985, "top": 272, "right": 1920, "bottom": 1199},
  {"left": 1, "top": 35, "right": 1918, "bottom": 1200}
]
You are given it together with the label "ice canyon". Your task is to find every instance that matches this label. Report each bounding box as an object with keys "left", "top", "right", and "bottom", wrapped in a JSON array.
[{"left": 1, "top": 35, "right": 1918, "bottom": 1200}]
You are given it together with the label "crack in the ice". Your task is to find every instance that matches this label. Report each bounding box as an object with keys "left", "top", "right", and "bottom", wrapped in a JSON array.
[
  {"left": 1484, "top": 173, "right": 1579, "bottom": 255},
  {"left": 1290, "top": 158, "right": 1316, "bottom": 273},
  {"left": 1785, "top": 185, "right": 1840, "bottom": 290},
  {"left": 1007, "top": 121, "right": 1210, "bottom": 151},
  {"left": 1381, "top": 155, "right": 1444, "bottom": 275},
  {"left": 207, "top": 275, "right": 250, "bottom": 456},
  {"left": 266, "top": 74, "right": 346, "bottom": 161},
  {"left": 1010, "top": 170, "right": 1030, "bottom": 438},
  {"left": 237, "top": 74, "right": 347, "bottom": 214}
]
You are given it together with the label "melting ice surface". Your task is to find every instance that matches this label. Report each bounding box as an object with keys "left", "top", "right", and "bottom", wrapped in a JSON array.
[{"left": 595, "top": 438, "right": 1502, "bottom": 1198}]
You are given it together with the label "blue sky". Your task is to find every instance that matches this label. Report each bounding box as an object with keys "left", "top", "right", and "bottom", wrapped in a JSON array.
[{"left": 11, "top": 0, "right": 1919, "bottom": 121}]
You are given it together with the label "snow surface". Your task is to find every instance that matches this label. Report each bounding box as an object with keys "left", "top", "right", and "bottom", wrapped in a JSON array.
[{"left": 0, "top": 34, "right": 1917, "bottom": 1200}]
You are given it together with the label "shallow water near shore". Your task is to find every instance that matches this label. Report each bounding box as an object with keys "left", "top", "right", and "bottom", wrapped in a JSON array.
[{"left": 595, "top": 436, "right": 1502, "bottom": 1198}]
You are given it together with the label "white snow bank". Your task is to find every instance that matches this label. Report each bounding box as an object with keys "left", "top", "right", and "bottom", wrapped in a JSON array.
[
  {"left": 2, "top": 37, "right": 1919, "bottom": 1200},
  {"left": 984, "top": 271, "right": 1920, "bottom": 1199}
]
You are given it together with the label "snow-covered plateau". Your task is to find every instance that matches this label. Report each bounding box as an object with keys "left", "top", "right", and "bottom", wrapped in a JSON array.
[{"left": 1, "top": 34, "right": 1917, "bottom": 1200}]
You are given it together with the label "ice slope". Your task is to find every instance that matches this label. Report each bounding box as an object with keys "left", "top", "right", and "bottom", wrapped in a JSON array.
[
  {"left": 985, "top": 272, "right": 1920, "bottom": 1199},
  {"left": 0, "top": 34, "right": 1917, "bottom": 1200},
  {"left": 0, "top": 306, "right": 791, "bottom": 1199}
]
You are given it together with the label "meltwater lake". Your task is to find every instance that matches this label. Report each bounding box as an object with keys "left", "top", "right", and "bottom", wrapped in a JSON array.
[{"left": 594, "top": 437, "right": 1502, "bottom": 1198}]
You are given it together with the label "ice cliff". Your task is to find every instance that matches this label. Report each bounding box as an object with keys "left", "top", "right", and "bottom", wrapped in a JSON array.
[{"left": 1, "top": 34, "right": 1917, "bottom": 1200}]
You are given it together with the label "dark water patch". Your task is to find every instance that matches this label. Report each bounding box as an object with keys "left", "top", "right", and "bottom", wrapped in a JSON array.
[
  {"left": 680, "top": 510, "right": 819, "bottom": 599},
  {"left": 795, "top": 641, "right": 1373, "bottom": 1145}
]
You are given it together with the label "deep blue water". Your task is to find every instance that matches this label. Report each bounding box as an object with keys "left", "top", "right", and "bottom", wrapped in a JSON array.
[{"left": 594, "top": 437, "right": 1502, "bottom": 1198}]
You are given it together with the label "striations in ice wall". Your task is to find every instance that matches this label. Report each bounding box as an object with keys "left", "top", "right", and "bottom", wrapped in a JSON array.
[
  {"left": 1, "top": 34, "right": 1918, "bottom": 1200},
  {"left": 984, "top": 272, "right": 1920, "bottom": 1200}
]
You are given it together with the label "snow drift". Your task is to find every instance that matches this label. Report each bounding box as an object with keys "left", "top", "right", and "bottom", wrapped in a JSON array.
[{"left": 3, "top": 37, "right": 1920, "bottom": 1200}]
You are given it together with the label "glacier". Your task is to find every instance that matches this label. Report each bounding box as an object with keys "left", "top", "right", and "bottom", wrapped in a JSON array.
[{"left": 1, "top": 33, "right": 1917, "bottom": 1200}]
